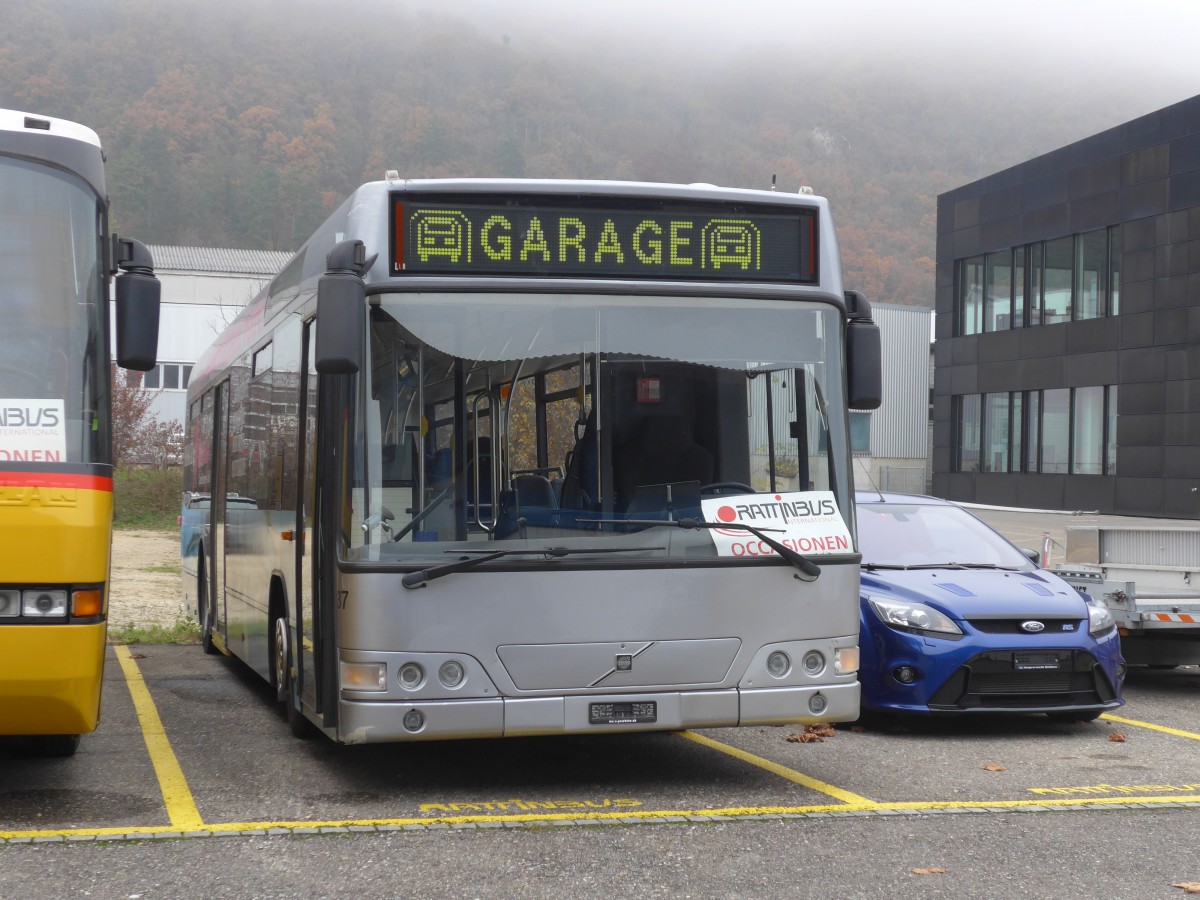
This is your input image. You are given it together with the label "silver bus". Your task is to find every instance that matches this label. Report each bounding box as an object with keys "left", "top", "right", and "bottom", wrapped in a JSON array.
[{"left": 182, "top": 179, "right": 881, "bottom": 743}]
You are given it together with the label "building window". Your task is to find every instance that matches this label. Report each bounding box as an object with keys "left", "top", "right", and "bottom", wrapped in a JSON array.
[
  {"left": 850, "top": 411, "right": 871, "bottom": 454},
  {"left": 1042, "top": 238, "right": 1073, "bottom": 325},
  {"left": 956, "top": 256, "right": 985, "bottom": 336},
  {"left": 982, "top": 393, "right": 1010, "bottom": 472},
  {"left": 955, "top": 386, "right": 1116, "bottom": 476},
  {"left": 1075, "top": 230, "right": 1107, "bottom": 321},
  {"left": 953, "top": 394, "right": 981, "bottom": 472},
  {"left": 984, "top": 251, "right": 1012, "bottom": 332},
  {"left": 1039, "top": 388, "right": 1070, "bottom": 474},
  {"left": 1108, "top": 225, "right": 1121, "bottom": 315},
  {"left": 252, "top": 342, "right": 273, "bottom": 377},
  {"left": 955, "top": 224, "right": 1124, "bottom": 331},
  {"left": 1072, "top": 385, "right": 1104, "bottom": 474},
  {"left": 142, "top": 362, "right": 192, "bottom": 391}
]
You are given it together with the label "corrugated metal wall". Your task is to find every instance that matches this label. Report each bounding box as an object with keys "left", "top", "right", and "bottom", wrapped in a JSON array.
[{"left": 870, "top": 303, "right": 931, "bottom": 459}]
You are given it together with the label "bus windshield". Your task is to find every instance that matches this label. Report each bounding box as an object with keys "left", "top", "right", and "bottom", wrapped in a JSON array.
[
  {"left": 347, "top": 291, "right": 852, "bottom": 565},
  {"left": 0, "top": 157, "right": 106, "bottom": 464}
]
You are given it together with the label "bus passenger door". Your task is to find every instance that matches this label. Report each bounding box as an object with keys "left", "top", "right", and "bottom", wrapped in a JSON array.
[
  {"left": 210, "top": 382, "right": 229, "bottom": 644},
  {"left": 295, "top": 320, "right": 334, "bottom": 726}
]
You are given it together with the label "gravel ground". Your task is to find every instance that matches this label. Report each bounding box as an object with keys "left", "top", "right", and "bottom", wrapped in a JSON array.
[{"left": 109, "top": 529, "right": 188, "bottom": 630}]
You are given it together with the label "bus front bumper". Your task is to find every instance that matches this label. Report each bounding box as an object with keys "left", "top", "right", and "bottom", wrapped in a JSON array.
[
  {"left": 336, "top": 682, "right": 860, "bottom": 743},
  {"left": 0, "top": 623, "right": 106, "bottom": 736}
]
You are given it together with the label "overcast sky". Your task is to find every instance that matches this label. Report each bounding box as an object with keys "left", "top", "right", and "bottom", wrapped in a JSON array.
[{"left": 411, "top": 0, "right": 1200, "bottom": 110}]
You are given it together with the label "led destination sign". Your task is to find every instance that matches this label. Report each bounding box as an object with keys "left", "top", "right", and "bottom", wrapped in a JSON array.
[{"left": 393, "top": 197, "right": 817, "bottom": 282}]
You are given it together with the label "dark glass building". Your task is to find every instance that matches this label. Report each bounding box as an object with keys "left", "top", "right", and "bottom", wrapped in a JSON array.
[{"left": 933, "top": 94, "right": 1200, "bottom": 519}]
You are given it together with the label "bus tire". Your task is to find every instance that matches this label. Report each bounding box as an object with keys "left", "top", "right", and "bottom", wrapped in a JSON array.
[
  {"left": 23, "top": 734, "right": 81, "bottom": 757},
  {"left": 273, "top": 613, "right": 317, "bottom": 739},
  {"left": 198, "top": 555, "right": 218, "bottom": 655}
]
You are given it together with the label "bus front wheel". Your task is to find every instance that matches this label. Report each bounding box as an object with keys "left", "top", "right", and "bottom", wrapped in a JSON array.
[
  {"left": 23, "top": 734, "right": 81, "bottom": 757},
  {"left": 273, "top": 614, "right": 316, "bottom": 739},
  {"left": 198, "top": 556, "right": 217, "bottom": 655}
]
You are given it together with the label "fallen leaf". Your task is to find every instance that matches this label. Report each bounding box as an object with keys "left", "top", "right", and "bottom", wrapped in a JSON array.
[
  {"left": 981, "top": 763, "right": 1006, "bottom": 772},
  {"left": 1172, "top": 883, "right": 1200, "bottom": 894},
  {"left": 911, "top": 867, "right": 949, "bottom": 875},
  {"left": 786, "top": 723, "right": 837, "bottom": 743},
  {"left": 850, "top": 725, "right": 866, "bottom": 733},
  {"left": 787, "top": 731, "right": 822, "bottom": 743},
  {"left": 1109, "top": 732, "right": 1127, "bottom": 743}
]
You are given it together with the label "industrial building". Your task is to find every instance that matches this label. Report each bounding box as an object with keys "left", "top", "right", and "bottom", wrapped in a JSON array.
[{"left": 934, "top": 94, "right": 1200, "bottom": 519}]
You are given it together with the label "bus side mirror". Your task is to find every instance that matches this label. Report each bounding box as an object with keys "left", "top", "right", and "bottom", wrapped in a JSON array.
[
  {"left": 845, "top": 290, "right": 881, "bottom": 411},
  {"left": 315, "top": 240, "right": 368, "bottom": 375},
  {"left": 113, "top": 236, "right": 161, "bottom": 372}
]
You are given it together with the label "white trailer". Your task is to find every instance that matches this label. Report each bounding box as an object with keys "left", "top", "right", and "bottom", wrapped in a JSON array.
[{"left": 1054, "top": 526, "right": 1200, "bottom": 667}]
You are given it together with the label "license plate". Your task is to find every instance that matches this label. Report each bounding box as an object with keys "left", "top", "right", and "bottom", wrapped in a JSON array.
[
  {"left": 1014, "top": 652, "right": 1061, "bottom": 671},
  {"left": 589, "top": 701, "right": 657, "bottom": 725}
]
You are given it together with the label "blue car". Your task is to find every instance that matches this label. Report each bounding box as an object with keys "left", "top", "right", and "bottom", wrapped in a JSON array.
[{"left": 855, "top": 493, "right": 1125, "bottom": 720}]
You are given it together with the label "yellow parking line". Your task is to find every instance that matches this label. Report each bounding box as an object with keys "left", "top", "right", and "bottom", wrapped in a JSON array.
[
  {"left": 1101, "top": 713, "right": 1200, "bottom": 741},
  {"left": 114, "top": 645, "right": 205, "bottom": 830},
  {"left": 677, "top": 730, "right": 878, "bottom": 807}
]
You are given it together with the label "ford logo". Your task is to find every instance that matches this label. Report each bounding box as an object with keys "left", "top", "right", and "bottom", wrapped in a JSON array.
[{"left": 1020, "top": 620, "right": 1046, "bottom": 633}]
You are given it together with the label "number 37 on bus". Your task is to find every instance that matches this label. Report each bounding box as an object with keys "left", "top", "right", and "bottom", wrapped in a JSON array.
[{"left": 182, "top": 178, "right": 881, "bottom": 744}]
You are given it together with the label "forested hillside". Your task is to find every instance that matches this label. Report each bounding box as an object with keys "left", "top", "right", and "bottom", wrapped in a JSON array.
[{"left": 0, "top": 0, "right": 1181, "bottom": 305}]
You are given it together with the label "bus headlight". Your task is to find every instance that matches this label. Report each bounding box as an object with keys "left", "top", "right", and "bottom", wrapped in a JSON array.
[
  {"left": 23, "top": 590, "right": 67, "bottom": 618},
  {"left": 0, "top": 589, "right": 19, "bottom": 617},
  {"left": 766, "top": 651, "right": 791, "bottom": 678},
  {"left": 398, "top": 662, "right": 425, "bottom": 690},
  {"left": 438, "top": 659, "right": 466, "bottom": 688}
]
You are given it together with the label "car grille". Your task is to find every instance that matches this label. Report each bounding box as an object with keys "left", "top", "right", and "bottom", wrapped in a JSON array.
[
  {"left": 968, "top": 618, "right": 1085, "bottom": 635},
  {"left": 927, "top": 649, "right": 1116, "bottom": 710}
]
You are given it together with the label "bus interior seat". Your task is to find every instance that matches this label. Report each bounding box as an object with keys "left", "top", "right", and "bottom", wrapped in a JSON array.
[
  {"left": 559, "top": 408, "right": 597, "bottom": 510},
  {"left": 514, "top": 473, "right": 558, "bottom": 510},
  {"left": 615, "top": 414, "right": 714, "bottom": 511}
]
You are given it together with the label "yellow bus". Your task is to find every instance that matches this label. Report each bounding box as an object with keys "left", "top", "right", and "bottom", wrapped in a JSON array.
[{"left": 0, "top": 109, "right": 160, "bottom": 756}]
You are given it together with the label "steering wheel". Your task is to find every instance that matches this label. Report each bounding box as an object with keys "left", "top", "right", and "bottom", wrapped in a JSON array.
[{"left": 700, "top": 482, "right": 753, "bottom": 495}]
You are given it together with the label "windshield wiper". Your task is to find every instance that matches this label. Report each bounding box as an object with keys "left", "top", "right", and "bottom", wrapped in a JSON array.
[
  {"left": 587, "top": 517, "right": 821, "bottom": 583},
  {"left": 401, "top": 545, "right": 664, "bottom": 589}
]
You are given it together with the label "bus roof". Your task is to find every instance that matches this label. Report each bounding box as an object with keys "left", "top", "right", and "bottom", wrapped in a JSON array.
[{"left": 0, "top": 108, "right": 106, "bottom": 199}]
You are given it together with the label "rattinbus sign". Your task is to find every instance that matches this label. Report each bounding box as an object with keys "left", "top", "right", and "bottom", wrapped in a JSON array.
[
  {"left": 700, "top": 491, "right": 852, "bottom": 558},
  {"left": 0, "top": 399, "right": 66, "bottom": 462}
]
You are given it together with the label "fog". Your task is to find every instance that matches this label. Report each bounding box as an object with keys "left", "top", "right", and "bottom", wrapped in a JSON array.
[{"left": 413, "top": 0, "right": 1200, "bottom": 109}]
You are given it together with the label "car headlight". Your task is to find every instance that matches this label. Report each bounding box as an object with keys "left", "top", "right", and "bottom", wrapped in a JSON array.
[
  {"left": 1087, "top": 602, "right": 1116, "bottom": 636},
  {"left": 868, "top": 596, "right": 963, "bottom": 636}
]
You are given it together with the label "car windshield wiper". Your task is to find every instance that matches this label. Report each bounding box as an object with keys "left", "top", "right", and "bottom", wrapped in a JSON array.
[
  {"left": 401, "top": 545, "right": 665, "bottom": 589},
  {"left": 586, "top": 517, "right": 820, "bottom": 583},
  {"left": 864, "top": 562, "right": 968, "bottom": 571}
]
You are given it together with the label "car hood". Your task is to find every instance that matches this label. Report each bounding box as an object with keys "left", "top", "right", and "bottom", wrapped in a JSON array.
[{"left": 860, "top": 567, "right": 1087, "bottom": 619}]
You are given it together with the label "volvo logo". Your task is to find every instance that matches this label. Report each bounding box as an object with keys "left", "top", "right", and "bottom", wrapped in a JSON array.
[
  {"left": 615, "top": 654, "right": 633, "bottom": 671},
  {"left": 1020, "top": 620, "right": 1046, "bottom": 633}
]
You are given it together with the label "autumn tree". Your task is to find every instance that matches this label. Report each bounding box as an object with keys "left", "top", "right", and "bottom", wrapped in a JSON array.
[{"left": 110, "top": 364, "right": 184, "bottom": 468}]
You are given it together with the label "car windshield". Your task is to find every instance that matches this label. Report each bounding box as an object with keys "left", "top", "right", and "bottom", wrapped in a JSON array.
[
  {"left": 343, "top": 291, "right": 856, "bottom": 567},
  {"left": 856, "top": 500, "right": 1033, "bottom": 569}
]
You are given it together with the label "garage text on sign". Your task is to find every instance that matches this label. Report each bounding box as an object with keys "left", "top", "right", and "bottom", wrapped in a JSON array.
[{"left": 394, "top": 196, "right": 817, "bottom": 282}]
